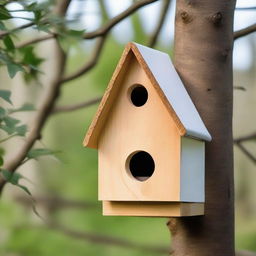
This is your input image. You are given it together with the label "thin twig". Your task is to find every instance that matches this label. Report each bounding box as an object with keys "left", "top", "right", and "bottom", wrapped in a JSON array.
[
  {"left": 234, "top": 132, "right": 256, "bottom": 143},
  {"left": 22, "top": 223, "right": 256, "bottom": 256},
  {"left": 61, "top": 36, "right": 107, "bottom": 83},
  {"left": 0, "top": 43, "right": 66, "bottom": 192},
  {"left": 16, "top": 195, "right": 97, "bottom": 210},
  {"left": 46, "top": 223, "right": 170, "bottom": 254},
  {"left": 83, "top": 0, "right": 159, "bottom": 40},
  {"left": 236, "top": 7, "right": 256, "bottom": 11},
  {"left": 52, "top": 96, "right": 102, "bottom": 114},
  {"left": 236, "top": 251, "right": 256, "bottom": 256},
  {"left": 0, "top": 22, "right": 34, "bottom": 39},
  {"left": 234, "top": 23, "right": 256, "bottom": 40},
  {"left": 148, "top": 0, "right": 171, "bottom": 47},
  {"left": 0, "top": 0, "right": 159, "bottom": 192},
  {"left": 17, "top": 34, "right": 55, "bottom": 49},
  {"left": 234, "top": 132, "right": 256, "bottom": 164},
  {"left": 0, "top": 0, "right": 72, "bottom": 194},
  {"left": 235, "top": 142, "right": 256, "bottom": 164},
  {"left": 15, "top": 0, "right": 159, "bottom": 48},
  {"left": 233, "top": 86, "right": 246, "bottom": 91},
  {"left": 62, "top": 0, "right": 160, "bottom": 83}
]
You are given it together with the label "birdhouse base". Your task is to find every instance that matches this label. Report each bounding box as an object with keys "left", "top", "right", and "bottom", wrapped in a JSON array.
[{"left": 102, "top": 201, "right": 204, "bottom": 217}]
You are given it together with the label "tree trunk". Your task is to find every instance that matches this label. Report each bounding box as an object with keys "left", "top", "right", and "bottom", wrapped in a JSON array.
[{"left": 168, "top": 1, "right": 236, "bottom": 255}]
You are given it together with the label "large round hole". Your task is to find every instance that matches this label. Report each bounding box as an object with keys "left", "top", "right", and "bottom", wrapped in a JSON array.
[
  {"left": 130, "top": 85, "right": 148, "bottom": 107},
  {"left": 128, "top": 151, "right": 155, "bottom": 181}
]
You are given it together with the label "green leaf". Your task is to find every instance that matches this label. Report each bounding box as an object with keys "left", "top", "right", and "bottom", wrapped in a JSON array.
[
  {"left": 7, "top": 63, "right": 24, "bottom": 78},
  {"left": 19, "top": 46, "right": 44, "bottom": 82},
  {"left": 0, "top": 90, "right": 12, "bottom": 104},
  {"left": 17, "top": 184, "right": 31, "bottom": 196},
  {"left": 8, "top": 103, "right": 35, "bottom": 114},
  {"left": 0, "top": 148, "right": 4, "bottom": 156},
  {"left": 27, "top": 148, "right": 57, "bottom": 159},
  {"left": 0, "top": 115, "right": 26, "bottom": 137},
  {"left": 3, "top": 35, "right": 15, "bottom": 51},
  {"left": 3, "top": 116, "right": 20, "bottom": 128},
  {"left": 15, "top": 124, "right": 27, "bottom": 136},
  {"left": 0, "top": 124, "right": 15, "bottom": 135},
  {"left": 0, "top": 6, "right": 11, "bottom": 20},
  {"left": 66, "top": 29, "right": 85, "bottom": 38},
  {"left": 0, "top": 52, "right": 10, "bottom": 65},
  {"left": 0, "top": 155, "right": 3, "bottom": 167},
  {"left": 0, "top": 21, "right": 7, "bottom": 30},
  {"left": 1, "top": 169, "right": 22, "bottom": 184},
  {"left": 0, "top": 169, "right": 31, "bottom": 195},
  {"left": 1, "top": 169, "right": 12, "bottom": 181},
  {"left": 0, "top": 107, "right": 6, "bottom": 119},
  {"left": 34, "top": 10, "right": 42, "bottom": 23}
]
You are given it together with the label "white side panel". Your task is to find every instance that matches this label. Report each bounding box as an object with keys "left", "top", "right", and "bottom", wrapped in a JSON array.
[
  {"left": 180, "top": 137, "right": 205, "bottom": 202},
  {"left": 134, "top": 43, "right": 211, "bottom": 142}
]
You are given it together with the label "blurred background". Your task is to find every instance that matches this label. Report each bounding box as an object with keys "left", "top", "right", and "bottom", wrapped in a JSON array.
[{"left": 0, "top": 0, "right": 256, "bottom": 255}]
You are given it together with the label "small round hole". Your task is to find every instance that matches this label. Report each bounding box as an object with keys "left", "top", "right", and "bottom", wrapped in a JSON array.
[
  {"left": 127, "top": 151, "right": 155, "bottom": 181},
  {"left": 130, "top": 85, "right": 148, "bottom": 107}
]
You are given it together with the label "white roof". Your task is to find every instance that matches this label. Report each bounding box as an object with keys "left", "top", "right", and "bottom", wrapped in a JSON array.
[{"left": 134, "top": 43, "right": 212, "bottom": 141}]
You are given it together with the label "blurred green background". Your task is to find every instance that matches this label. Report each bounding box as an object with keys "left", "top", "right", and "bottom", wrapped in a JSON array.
[{"left": 0, "top": 0, "right": 256, "bottom": 255}]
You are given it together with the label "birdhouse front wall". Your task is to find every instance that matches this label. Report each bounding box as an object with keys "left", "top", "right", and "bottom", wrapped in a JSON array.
[{"left": 98, "top": 53, "right": 182, "bottom": 202}]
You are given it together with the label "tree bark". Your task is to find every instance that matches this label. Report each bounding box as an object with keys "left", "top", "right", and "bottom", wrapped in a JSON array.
[{"left": 168, "top": 1, "right": 236, "bottom": 256}]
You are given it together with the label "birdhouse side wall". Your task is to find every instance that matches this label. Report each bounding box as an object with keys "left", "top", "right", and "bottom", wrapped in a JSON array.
[{"left": 180, "top": 137, "right": 205, "bottom": 202}]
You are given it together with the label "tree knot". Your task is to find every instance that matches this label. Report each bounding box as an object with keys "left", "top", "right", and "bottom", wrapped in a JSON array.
[
  {"left": 179, "top": 11, "right": 193, "bottom": 24},
  {"left": 211, "top": 12, "right": 223, "bottom": 26}
]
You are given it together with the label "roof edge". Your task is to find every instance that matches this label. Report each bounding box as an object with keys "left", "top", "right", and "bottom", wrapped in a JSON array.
[
  {"left": 83, "top": 43, "right": 134, "bottom": 148},
  {"left": 129, "top": 43, "right": 187, "bottom": 137}
]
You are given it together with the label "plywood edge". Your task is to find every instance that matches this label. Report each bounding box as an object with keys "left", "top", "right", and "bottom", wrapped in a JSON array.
[
  {"left": 83, "top": 42, "right": 188, "bottom": 149},
  {"left": 130, "top": 43, "right": 186, "bottom": 137},
  {"left": 83, "top": 44, "right": 134, "bottom": 148},
  {"left": 103, "top": 201, "right": 204, "bottom": 217}
]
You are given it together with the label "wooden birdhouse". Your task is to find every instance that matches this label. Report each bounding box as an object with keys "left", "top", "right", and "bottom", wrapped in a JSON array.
[{"left": 83, "top": 42, "right": 212, "bottom": 217}]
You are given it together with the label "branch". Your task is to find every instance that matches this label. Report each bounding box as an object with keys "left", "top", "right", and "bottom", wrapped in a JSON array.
[
  {"left": 0, "top": 43, "right": 66, "bottom": 192},
  {"left": 45, "top": 223, "right": 170, "bottom": 254},
  {"left": 148, "top": 0, "right": 171, "bottom": 47},
  {"left": 24, "top": 223, "right": 256, "bottom": 256},
  {"left": 0, "top": 0, "right": 72, "bottom": 194},
  {"left": 234, "top": 23, "right": 256, "bottom": 40},
  {"left": 83, "top": 0, "right": 159, "bottom": 40},
  {"left": 236, "top": 251, "right": 256, "bottom": 256},
  {"left": 61, "top": 0, "right": 160, "bottom": 84},
  {"left": 234, "top": 86, "right": 246, "bottom": 91},
  {"left": 0, "top": 22, "right": 34, "bottom": 39},
  {"left": 17, "top": 34, "right": 55, "bottom": 49},
  {"left": 16, "top": 195, "right": 97, "bottom": 210},
  {"left": 61, "top": 36, "right": 107, "bottom": 83},
  {"left": 236, "top": 7, "right": 256, "bottom": 11},
  {"left": 234, "top": 132, "right": 256, "bottom": 143},
  {"left": 52, "top": 96, "right": 102, "bottom": 114},
  {"left": 98, "top": 0, "right": 111, "bottom": 23},
  {"left": 235, "top": 142, "right": 256, "bottom": 164},
  {"left": 234, "top": 132, "right": 256, "bottom": 164},
  {"left": 15, "top": 0, "right": 159, "bottom": 49}
]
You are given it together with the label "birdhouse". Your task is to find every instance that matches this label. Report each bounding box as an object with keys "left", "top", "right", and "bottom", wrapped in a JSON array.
[{"left": 83, "top": 42, "right": 212, "bottom": 217}]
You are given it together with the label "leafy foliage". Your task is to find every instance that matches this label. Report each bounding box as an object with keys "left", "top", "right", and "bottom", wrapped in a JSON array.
[
  {"left": 0, "top": 169, "right": 31, "bottom": 195},
  {"left": 27, "top": 148, "right": 59, "bottom": 160},
  {"left": 0, "top": 89, "right": 12, "bottom": 104},
  {"left": 0, "top": 1, "right": 86, "bottom": 80}
]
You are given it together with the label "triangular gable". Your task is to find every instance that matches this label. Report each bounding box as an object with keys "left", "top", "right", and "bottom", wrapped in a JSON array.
[
  {"left": 134, "top": 43, "right": 211, "bottom": 142},
  {"left": 84, "top": 43, "right": 211, "bottom": 149}
]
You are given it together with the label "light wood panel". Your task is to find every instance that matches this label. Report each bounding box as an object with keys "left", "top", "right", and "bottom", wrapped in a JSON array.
[
  {"left": 98, "top": 53, "right": 181, "bottom": 202},
  {"left": 103, "top": 201, "right": 204, "bottom": 217},
  {"left": 84, "top": 43, "right": 187, "bottom": 149}
]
